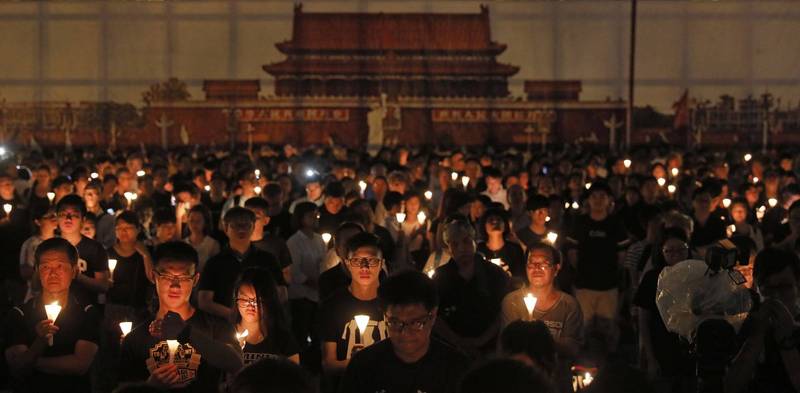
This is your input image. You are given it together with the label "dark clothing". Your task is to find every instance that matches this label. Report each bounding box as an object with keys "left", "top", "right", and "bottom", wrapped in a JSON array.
[
  {"left": 737, "top": 313, "right": 800, "bottom": 393},
  {"left": 318, "top": 206, "right": 350, "bottom": 236},
  {"left": 198, "top": 246, "right": 284, "bottom": 308},
  {"left": 433, "top": 256, "right": 511, "bottom": 340},
  {"left": 264, "top": 208, "right": 293, "bottom": 241},
  {"left": 72, "top": 236, "right": 110, "bottom": 307},
  {"left": 633, "top": 267, "right": 692, "bottom": 377},
  {"left": 319, "top": 288, "right": 388, "bottom": 363},
  {"left": 251, "top": 235, "right": 294, "bottom": 269},
  {"left": 3, "top": 295, "right": 100, "bottom": 393},
  {"left": 242, "top": 329, "right": 300, "bottom": 365},
  {"left": 477, "top": 241, "right": 526, "bottom": 280},
  {"left": 106, "top": 248, "right": 153, "bottom": 311},
  {"left": 120, "top": 310, "right": 238, "bottom": 393},
  {"left": 515, "top": 226, "right": 547, "bottom": 250},
  {"left": 372, "top": 225, "right": 396, "bottom": 270},
  {"left": 690, "top": 214, "right": 727, "bottom": 249},
  {"left": 340, "top": 339, "right": 469, "bottom": 393},
  {"left": 0, "top": 198, "right": 30, "bottom": 286},
  {"left": 319, "top": 264, "right": 350, "bottom": 302},
  {"left": 567, "top": 214, "right": 628, "bottom": 291}
]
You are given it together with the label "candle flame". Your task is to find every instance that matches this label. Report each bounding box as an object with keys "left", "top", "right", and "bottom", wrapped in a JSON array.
[
  {"left": 3, "top": 203, "right": 11, "bottom": 214},
  {"left": 108, "top": 259, "right": 117, "bottom": 273},
  {"left": 119, "top": 321, "right": 132, "bottom": 337},
  {"left": 417, "top": 211, "right": 426, "bottom": 224},
  {"left": 321, "top": 232, "right": 332, "bottom": 244},
  {"left": 424, "top": 190, "right": 433, "bottom": 200},
  {"left": 354, "top": 315, "right": 370, "bottom": 336},
  {"left": 523, "top": 294, "right": 537, "bottom": 318}
]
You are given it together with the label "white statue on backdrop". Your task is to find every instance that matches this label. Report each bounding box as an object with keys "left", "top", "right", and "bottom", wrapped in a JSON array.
[{"left": 367, "top": 93, "right": 387, "bottom": 156}]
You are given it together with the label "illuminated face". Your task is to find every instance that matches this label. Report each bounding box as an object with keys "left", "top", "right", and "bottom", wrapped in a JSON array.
[
  {"left": 57, "top": 206, "right": 83, "bottom": 235},
  {"left": 346, "top": 246, "right": 382, "bottom": 287},
  {"left": 38, "top": 250, "right": 76, "bottom": 294},
  {"left": 115, "top": 221, "right": 139, "bottom": 244},
  {"left": 661, "top": 238, "right": 689, "bottom": 266},
  {"left": 225, "top": 220, "right": 254, "bottom": 243},
  {"left": 485, "top": 215, "right": 505, "bottom": 234},
  {"left": 405, "top": 196, "right": 421, "bottom": 215},
  {"left": 446, "top": 230, "right": 476, "bottom": 265},
  {"left": 156, "top": 222, "right": 178, "bottom": 243},
  {"left": 486, "top": 176, "right": 502, "bottom": 193},
  {"left": 0, "top": 177, "right": 15, "bottom": 200},
  {"left": 529, "top": 207, "right": 549, "bottom": 225},
  {"left": 236, "top": 284, "right": 260, "bottom": 324},
  {"left": 306, "top": 182, "right": 322, "bottom": 200},
  {"left": 526, "top": 248, "right": 559, "bottom": 289},
  {"left": 324, "top": 196, "right": 344, "bottom": 215},
  {"left": 154, "top": 261, "right": 197, "bottom": 310},
  {"left": 385, "top": 303, "right": 435, "bottom": 357},
  {"left": 730, "top": 204, "right": 748, "bottom": 224},
  {"left": 80, "top": 221, "right": 96, "bottom": 239},
  {"left": 83, "top": 188, "right": 100, "bottom": 209}
]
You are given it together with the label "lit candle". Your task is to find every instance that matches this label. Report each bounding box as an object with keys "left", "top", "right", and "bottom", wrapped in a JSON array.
[
  {"left": 236, "top": 329, "right": 249, "bottom": 348},
  {"left": 424, "top": 190, "right": 433, "bottom": 200},
  {"left": 623, "top": 159, "right": 632, "bottom": 169},
  {"left": 727, "top": 224, "right": 736, "bottom": 237},
  {"left": 722, "top": 198, "right": 731, "bottom": 208},
  {"left": 3, "top": 203, "right": 11, "bottom": 214},
  {"left": 136, "top": 170, "right": 146, "bottom": 177},
  {"left": 571, "top": 201, "right": 580, "bottom": 210},
  {"left": 396, "top": 212, "right": 406, "bottom": 223},
  {"left": 490, "top": 258, "right": 503, "bottom": 266},
  {"left": 583, "top": 372, "right": 594, "bottom": 386},
  {"left": 671, "top": 167, "right": 679, "bottom": 177},
  {"left": 204, "top": 185, "right": 211, "bottom": 192},
  {"left": 523, "top": 293, "right": 537, "bottom": 321},
  {"left": 358, "top": 181, "right": 367, "bottom": 196},
  {"left": 768, "top": 198, "right": 778, "bottom": 208},
  {"left": 167, "top": 340, "right": 180, "bottom": 364},
  {"left": 584, "top": 182, "right": 592, "bottom": 190},
  {"left": 108, "top": 259, "right": 117, "bottom": 279},
  {"left": 354, "top": 315, "right": 370, "bottom": 343},
  {"left": 44, "top": 301, "right": 62, "bottom": 346},
  {"left": 119, "top": 321, "right": 132, "bottom": 337},
  {"left": 744, "top": 153, "right": 752, "bottom": 162},
  {"left": 564, "top": 202, "right": 571, "bottom": 209},
  {"left": 757, "top": 205, "right": 767, "bottom": 221},
  {"left": 427, "top": 270, "right": 435, "bottom": 278},
  {"left": 321, "top": 232, "right": 332, "bottom": 245},
  {"left": 753, "top": 176, "right": 759, "bottom": 183},
  {"left": 90, "top": 172, "right": 99, "bottom": 179},
  {"left": 545, "top": 215, "right": 551, "bottom": 222},
  {"left": 124, "top": 192, "right": 133, "bottom": 207},
  {"left": 417, "top": 211, "right": 426, "bottom": 224},
  {"left": 47, "top": 192, "right": 55, "bottom": 203},
  {"left": 461, "top": 176, "right": 470, "bottom": 188},
  {"left": 657, "top": 178, "right": 666, "bottom": 187},
  {"left": 451, "top": 172, "right": 458, "bottom": 181},
  {"left": 254, "top": 169, "right": 261, "bottom": 179},
  {"left": 545, "top": 231, "right": 558, "bottom": 245},
  {"left": 171, "top": 196, "right": 176, "bottom": 206},
  {"left": 254, "top": 186, "right": 262, "bottom": 194}
]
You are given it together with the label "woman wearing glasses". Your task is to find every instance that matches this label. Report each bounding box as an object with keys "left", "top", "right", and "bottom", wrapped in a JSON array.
[
  {"left": 319, "top": 232, "right": 389, "bottom": 392},
  {"left": 232, "top": 267, "right": 299, "bottom": 365}
]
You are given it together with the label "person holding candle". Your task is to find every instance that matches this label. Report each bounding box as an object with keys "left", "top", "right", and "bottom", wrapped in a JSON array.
[
  {"left": 477, "top": 208, "right": 526, "bottom": 282},
  {"left": 83, "top": 180, "right": 117, "bottom": 248},
  {"left": 55, "top": 194, "right": 110, "bottom": 307},
  {"left": 516, "top": 194, "right": 553, "bottom": 250},
  {"left": 386, "top": 191, "right": 429, "bottom": 271},
  {"left": 19, "top": 208, "right": 58, "bottom": 302},
  {"left": 318, "top": 222, "right": 366, "bottom": 300},
  {"left": 107, "top": 211, "right": 155, "bottom": 324},
  {"left": 340, "top": 270, "right": 469, "bottom": 393},
  {"left": 3, "top": 237, "right": 100, "bottom": 393},
  {"left": 319, "top": 232, "right": 389, "bottom": 392},
  {"left": 182, "top": 204, "right": 220, "bottom": 274},
  {"left": 119, "top": 241, "right": 243, "bottom": 392},
  {"left": 500, "top": 242, "right": 583, "bottom": 392},
  {"left": 318, "top": 181, "right": 350, "bottom": 236},
  {"left": 232, "top": 267, "right": 299, "bottom": 366}
]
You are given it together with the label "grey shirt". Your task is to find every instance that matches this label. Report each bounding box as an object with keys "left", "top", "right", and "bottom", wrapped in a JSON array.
[{"left": 500, "top": 287, "right": 584, "bottom": 348}]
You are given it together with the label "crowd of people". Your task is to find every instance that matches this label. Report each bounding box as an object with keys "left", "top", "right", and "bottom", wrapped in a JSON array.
[{"left": 0, "top": 142, "right": 798, "bottom": 393}]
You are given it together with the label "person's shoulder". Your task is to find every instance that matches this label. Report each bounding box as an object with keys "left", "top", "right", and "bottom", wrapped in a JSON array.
[
  {"left": 505, "top": 241, "right": 524, "bottom": 253},
  {"left": 78, "top": 236, "right": 105, "bottom": 251},
  {"left": 188, "top": 309, "right": 231, "bottom": 331},
  {"left": 430, "top": 338, "right": 470, "bottom": 364},
  {"left": 556, "top": 290, "right": 580, "bottom": 309},
  {"left": 349, "top": 338, "right": 392, "bottom": 365}
]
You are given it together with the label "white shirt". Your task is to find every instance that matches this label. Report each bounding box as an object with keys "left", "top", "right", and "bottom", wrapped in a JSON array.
[{"left": 286, "top": 230, "right": 326, "bottom": 302}]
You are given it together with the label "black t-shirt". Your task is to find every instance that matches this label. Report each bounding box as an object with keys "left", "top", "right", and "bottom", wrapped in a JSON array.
[
  {"left": 339, "top": 338, "right": 470, "bottom": 393},
  {"left": 319, "top": 263, "right": 351, "bottom": 302},
  {"left": 319, "top": 287, "right": 388, "bottom": 362},
  {"left": 477, "top": 241, "right": 526, "bottom": 279},
  {"left": 433, "top": 256, "right": 510, "bottom": 339},
  {"left": 632, "top": 267, "right": 692, "bottom": 376},
  {"left": 3, "top": 295, "right": 100, "bottom": 393},
  {"left": 198, "top": 246, "right": 285, "bottom": 308},
  {"left": 515, "top": 226, "right": 546, "bottom": 250},
  {"left": 319, "top": 206, "right": 350, "bottom": 236},
  {"left": 690, "top": 213, "right": 727, "bottom": 249},
  {"left": 242, "top": 328, "right": 300, "bottom": 365},
  {"left": 264, "top": 208, "right": 293, "bottom": 241},
  {"left": 737, "top": 312, "right": 800, "bottom": 393},
  {"left": 107, "top": 248, "right": 153, "bottom": 310},
  {"left": 373, "top": 225, "right": 396, "bottom": 270},
  {"left": 567, "top": 214, "right": 628, "bottom": 290},
  {"left": 251, "top": 236, "right": 294, "bottom": 269},
  {"left": 71, "top": 236, "right": 110, "bottom": 306},
  {"left": 119, "top": 310, "right": 238, "bottom": 393},
  {"left": 0, "top": 198, "right": 30, "bottom": 281}
]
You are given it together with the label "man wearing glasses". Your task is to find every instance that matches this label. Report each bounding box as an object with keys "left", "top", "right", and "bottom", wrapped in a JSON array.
[
  {"left": 319, "top": 232, "right": 389, "bottom": 392},
  {"left": 340, "top": 270, "right": 469, "bottom": 393},
  {"left": 119, "top": 241, "right": 242, "bottom": 392},
  {"left": 500, "top": 242, "right": 583, "bottom": 391}
]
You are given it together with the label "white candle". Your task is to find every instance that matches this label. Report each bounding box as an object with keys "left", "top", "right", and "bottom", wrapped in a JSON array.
[
  {"left": 451, "top": 172, "right": 458, "bottom": 181},
  {"left": 768, "top": 198, "right": 778, "bottom": 208},
  {"left": 136, "top": 170, "right": 146, "bottom": 177},
  {"left": 545, "top": 215, "right": 551, "bottom": 222},
  {"left": 427, "top": 270, "right": 435, "bottom": 278},
  {"left": 571, "top": 201, "right": 580, "bottom": 210},
  {"left": 753, "top": 177, "right": 760, "bottom": 183},
  {"left": 584, "top": 182, "right": 592, "bottom": 190},
  {"left": 204, "top": 185, "right": 211, "bottom": 192},
  {"left": 358, "top": 180, "right": 367, "bottom": 195},
  {"left": 3, "top": 203, "right": 11, "bottom": 214},
  {"left": 417, "top": 211, "right": 426, "bottom": 224},
  {"left": 424, "top": 190, "right": 433, "bottom": 200},
  {"left": 671, "top": 167, "right": 679, "bottom": 177},
  {"left": 461, "top": 176, "right": 470, "bottom": 188},
  {"left": 722, "top": 198, "right": 731, "bottom": 208},
  {"left": 395, "top": 212, "right": 406, "bottom": 223},
  {"left": 236, "top": 329, "right": 249, "bottom": 348},
  {"left": 354, "top": 315, "right": 370, "bottom": 342},
  {"left": 623, "top": 159, "right": 631, "bottom": 168},
  {"left": 545, "top": 232, "right": 558, "bottom": 245},
  {"left": 119, "top": 321, "right": 132, "bottom": 337},
  {"left": 583, "top": 372, "right": 594, "bottom": 386},
  {"left": 523, "top": 294, "right": 537, "bottom": 321},
  {"left": 757, "top": 205, "right": 767, "bottom": 221},
  {"left": 490, "top": 258, "right": 503, "bottom": 266},
  {"left": 254, "top": 169, "right": 261, "bottom": 179},
  {"left": 657, "top": 178, "right": 666, "bottom": 187},
  {"left": 254, "top": 186, "right": 262, "bottom": 194},
  {"left": 167, "top": 340, "right": 180, "bottom": 363},
  {"left": 727, "top": 224, "right": 736, "bottom": 237},
  {"left": 321, "top": 232, "right": 332, "bottom": 245},
  {"left": 47, "top": 192, "right": 55, "bottom": 203},
  {"left": 667, "top": 185, "right": 677, "bottom": 194},
  {"left": 44, "top": 301, "right": 61, "bottom": 346},
  {"left": 744, "top": 153, "right": 752, "bottom": 162},
  {"left": 108, "top": 259, "right": 117, "bottom": 278},
  {"left": 90, "top": 172, "right": 99, "bottom": 179}
]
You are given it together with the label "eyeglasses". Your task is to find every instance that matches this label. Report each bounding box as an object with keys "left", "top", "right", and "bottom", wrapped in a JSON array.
[
  {"left": 236, "top": 298, "right": 258, "bottom": 308},
  {"left": 58, "top": 212, "right": 81, "bottom": 220},
  {"left": 384, "top": 313, "right": 433, "bottom": 333},
  {"left": 154, "top": 271, "right": 194, "bottom": 284},
  {"left": 347, "top": 257, "right": 382, "bottom": 268},
  {"left": 526, "top": 261, "right": 555, "bottom": 270}
]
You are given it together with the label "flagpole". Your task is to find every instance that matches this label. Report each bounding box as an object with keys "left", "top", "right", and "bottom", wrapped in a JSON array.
[{"left": 626, "top": 0, "right": 637, "bottom": 151}]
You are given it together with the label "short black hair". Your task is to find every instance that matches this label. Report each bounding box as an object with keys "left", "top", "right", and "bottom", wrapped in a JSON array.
[
  {"left": 324, "top": 181, "right": 345, "bottom": 198},
  {"left": 291, "top": 201, "right": 318, "bottom": 231},
  {"left": 754, "top": 247, "right": 800, "bottom": 287},
  {"left": 56, "top": 194, "right": 86, "bottom": 216},
  {"left": 35, "top": 237, "right": 79, "bottom": 267},
  {"left": 243, "top": 197, "right": 270, "bottom": 214},
  {"left": 500, "top": 320, "right": 557, "bottom": 376},
  {"left": 526, "top": 194, "right": 550, "bottom": 212},
  {"left": 153, "top": 208, "right": 177, "bottom": 226},
  {"left": 116, "top": 210, "right": 141, "bottom": 228},
  {"left": 378, "top": 270, "right": 439, "bottom": 312},
  {"left": 383, "top": 191, "right": 404, "bottom": 211},
  {"left": 223, "top": 206, "right": 256, "bottom": 225},
  {"left": 52, "top": 175, "right": 72, "bottom": 189},
  {"left": 229, "top": 357, "right": 315, "bottom": 393},
  {"left": 153, "top": 241, "right": 199, "bottom": 268},
  {"left": 525, "top": 241, "right": 562, "bottom": 266},
  {"left": 346, "top": 232, "right": 382, "bottom": 257},
  {"left": 460, "top": 358, "right": 556, "bottom": 393}
]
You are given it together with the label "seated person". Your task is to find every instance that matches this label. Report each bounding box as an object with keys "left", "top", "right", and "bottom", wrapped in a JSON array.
[
  {"left": 119, "top": 241, "right": 243, "bottom": 392},
  {"left": 340, "top": 270, "right": 470, "bottom": 393},
  {"left": 4, "top": 237, "right": 100, "bottom": 393}
]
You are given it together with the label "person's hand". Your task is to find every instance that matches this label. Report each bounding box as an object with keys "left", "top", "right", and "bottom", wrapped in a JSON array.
[
  {"left": 35, "top": 319, "right": 58, "bottom": 342},
  {"left": 148, "top": 364, "right": 189, "bottom": 389}
]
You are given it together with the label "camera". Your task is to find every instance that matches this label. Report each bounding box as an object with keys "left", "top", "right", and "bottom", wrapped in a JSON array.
[{"left": 704, "top": 244, "right": 738, "bottom": 272}]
